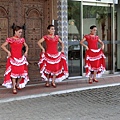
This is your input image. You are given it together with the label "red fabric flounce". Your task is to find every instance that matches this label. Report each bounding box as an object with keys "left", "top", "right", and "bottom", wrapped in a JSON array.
[
  {"left": 2, "top": 56, "right": 29, "bottom": 88},
  {"left": 38, "top": 52, "right": 69, "bottom": 82},
  {"left": 85, "top": 48, "right": 106, "bottom": 78}
]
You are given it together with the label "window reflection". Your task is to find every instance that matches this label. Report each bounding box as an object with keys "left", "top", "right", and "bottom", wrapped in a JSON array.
[{"left": 68, "top": 1, "right": 81, "bottom": 76}]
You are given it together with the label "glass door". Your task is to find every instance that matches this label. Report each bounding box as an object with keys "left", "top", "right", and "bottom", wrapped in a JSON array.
[
  {"left": 82, "top": 2, "right": 114, "bottom": 73},
  {"left": 68, "top": 1, "right": 82, "bottom": 77},
  {"left": 115, "top": 4, "right": 120, "bottom": 72},
  {"left": 68, "top": 0, "right": 114, "bottom": 77}
]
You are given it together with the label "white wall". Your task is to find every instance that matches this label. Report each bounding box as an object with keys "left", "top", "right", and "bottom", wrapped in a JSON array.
[{"left": 83, "top": 18, "right": 96, "bottom": 35}]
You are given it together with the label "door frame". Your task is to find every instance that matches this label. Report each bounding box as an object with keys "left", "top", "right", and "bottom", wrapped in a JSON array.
[{"left": 79, "top": 1, "right": 115, "bottom": 76}]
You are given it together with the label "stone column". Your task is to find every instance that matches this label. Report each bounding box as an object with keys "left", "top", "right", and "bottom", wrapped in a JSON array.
[{"left": 57, "top": 0, "right": 68, "bottom": 61}]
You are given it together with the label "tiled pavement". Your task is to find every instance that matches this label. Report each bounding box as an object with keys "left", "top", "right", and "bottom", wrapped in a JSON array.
[{"left": 0, "top": 75, "right": 120, "bottom": 102}]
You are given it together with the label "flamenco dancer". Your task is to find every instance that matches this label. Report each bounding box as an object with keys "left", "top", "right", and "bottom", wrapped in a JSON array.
[
  {"left": 38, "top": 25, "right": 68, "bottom": 88},
  {"left": 1, "top": 26, "right": 29, "bottom": 94},
  {"left": 80, "top": 25, "right": 106, "bottom": 84}
]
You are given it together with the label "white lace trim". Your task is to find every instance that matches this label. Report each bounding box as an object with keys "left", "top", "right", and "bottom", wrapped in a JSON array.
[
  {"left": 6, "top": 37, "right": 25, "bottom": 44},
  {"left": 19, "top": 77, "right": 29, "bottom": 88},
  {"left": 47, "top": 52, "right": 61, "bottom": 58},
  {"left": 4, "top": 66, "right": 11, "bottom": 76},
  {"left": 85, "top": 64, "right": 106, "bottom": 78},
  {"left": 39, "top": 62, "right": 69, "bottom": 82},
  {"left": 38, "top": 53, "right": 66, "bottom": 65},
  {"left": 86, "top": 69, "right": 106, "bottom": 78},
  {"left": 10, "top": 72, "right": 28, "bottom": 79},
  {"left": 14, "top": 56, "right": 25, "bottom": 62},
  {"left": 4, "top": 64, "right": 29, "bottom": 81},
  {"left": 86, "top": 54, "right": 106, "bottom": 61},
  {"left": 2, "top": 81, "right": 13, "bottom": 88},
  {"left": 85, "top": 64, "right": 105, "bottom": 70},
  {"left": 2, "top": 77, "right": 29, "bottom": 88},
  {"left": 41, "top": 73, "right": 69, "bottom": 82},
  {"left": 40, "top": 66, "right": 68, "bottom": 76},
  {"left": 90, "top": 48, "right": 101, "bottom": 52},
  {"left": 45, "top": 56, "right": 66, "bottom": 64},
  {"left": 10, "top": 56, "right": 28, "bottom": 66},
  {"left": 38, "top": 57, "right": 45, "bottom": 65}
]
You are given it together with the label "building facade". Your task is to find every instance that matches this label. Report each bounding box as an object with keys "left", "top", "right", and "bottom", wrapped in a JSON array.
[
  {"left": 0, "top": 0, "right": 58, "bottom": 84},
  {"left": 67, "top": 0, "right": 120, "bottom": 78},
  {"left": 0, "top": 0, "right": 119, "bottom": 84}
]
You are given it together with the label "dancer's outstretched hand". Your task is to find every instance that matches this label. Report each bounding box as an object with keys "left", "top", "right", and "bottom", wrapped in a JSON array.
[
  {"left": 61, "top": 49, "right": 64, "bottom": 53},
  {"left": 24, "top": 52, "right": 28, "bottom": 57},
  {"left": 7, "top": 51, "right": 11, "bottom": 58},
  {"left": 42, "top": 48, "right": 45, "bottom": 53},
  {"left": 85, "top": 46, "right": 89, "bottom": 50},
  {"left": 101, "top": 45, "right": 104, "bottom": 50}
]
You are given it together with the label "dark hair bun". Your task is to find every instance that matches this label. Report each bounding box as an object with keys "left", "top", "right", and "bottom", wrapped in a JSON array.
[
  {"left": 90, "top": 25, "right": 96, "bottom": 29},
  {"left": 47, "top": 25, "right": 54, "bottom": 30},
  {"left": 14, "top": 26, "right": 22, "bottom": 31}
]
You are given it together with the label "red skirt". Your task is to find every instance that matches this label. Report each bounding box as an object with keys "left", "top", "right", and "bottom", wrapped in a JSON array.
[
  {"left": 85, "top": 48, "right": 106, "bottom": 77},
  {"left": 2, "top": 56, "right": 29, "bottom": 88},
  {"left": 38, "top": 52, "right": 69, "bottom": 82}
]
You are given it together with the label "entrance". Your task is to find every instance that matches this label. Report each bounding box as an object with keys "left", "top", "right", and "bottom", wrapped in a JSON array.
[
  {"left": 82, "top": 2, "right": 114, "bottom": 74},
  {"left": 68, "top": 1, "right": 81, "bottom": 77},
  {"left": 68, "top": 0, "right": 114, "bottom": 77}
]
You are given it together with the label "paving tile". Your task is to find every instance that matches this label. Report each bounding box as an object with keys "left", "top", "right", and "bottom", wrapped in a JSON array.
[{"left": 112, "top": 76, "right": 120, "bottom": 82}]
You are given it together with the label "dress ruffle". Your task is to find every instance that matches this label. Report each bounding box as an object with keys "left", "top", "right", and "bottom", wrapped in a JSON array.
[
  {"left": 2, "top": 56, "right": 29, "bottom": 88},
  {"left": 85, "top": 48, "right": 106, "bottom": 78},
  {"left": 38, "top": 52, "right": 69, "bottom": 82}
]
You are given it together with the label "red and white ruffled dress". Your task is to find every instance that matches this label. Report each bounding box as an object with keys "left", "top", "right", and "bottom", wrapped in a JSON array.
[
  {"left": 38, "top": 35, "right": 69, "bottom": 82},
  {"left": 84, "top": 34, "right": 106, "bottom": 78},
  {"left": 2, "top": 37, "right": 29, "bottom": 88}
]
